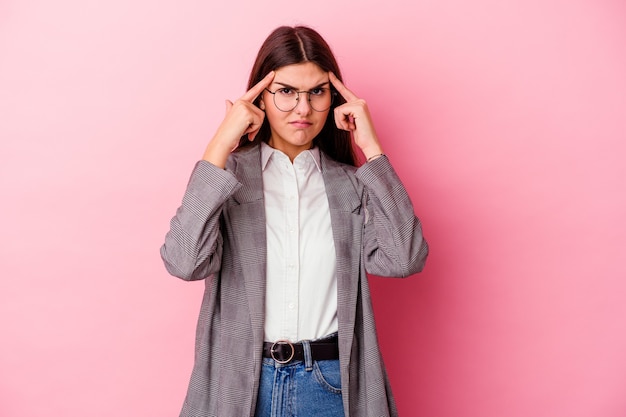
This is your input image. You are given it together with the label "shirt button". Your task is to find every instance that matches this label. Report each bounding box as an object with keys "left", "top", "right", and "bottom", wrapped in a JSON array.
[{"left": 288, "top": 303, "right": 295, "bottom": 309}]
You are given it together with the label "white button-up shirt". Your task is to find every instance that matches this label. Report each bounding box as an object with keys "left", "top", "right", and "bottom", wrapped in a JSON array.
[{"left": 261, "top": 142, "right": 338, "bottom": 343}]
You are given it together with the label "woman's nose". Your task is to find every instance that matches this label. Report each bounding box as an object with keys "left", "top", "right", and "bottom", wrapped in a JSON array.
[{"left": 294, "top": 93, "right": 312, "bottom": 114}]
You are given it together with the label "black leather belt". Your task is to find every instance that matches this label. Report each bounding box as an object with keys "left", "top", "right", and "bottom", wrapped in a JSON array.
[{"left": 262, "top": 335, "right": 339, "bottom": 364}]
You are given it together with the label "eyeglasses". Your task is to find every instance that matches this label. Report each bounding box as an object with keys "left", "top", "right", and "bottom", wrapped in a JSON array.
[{"left": 264, "top": 87, "right": 336, "bottom": 112}]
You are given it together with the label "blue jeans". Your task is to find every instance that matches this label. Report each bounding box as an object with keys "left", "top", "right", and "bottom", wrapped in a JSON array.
[{"left": 254, "top": 340, "right": 345, "bottom": 417}]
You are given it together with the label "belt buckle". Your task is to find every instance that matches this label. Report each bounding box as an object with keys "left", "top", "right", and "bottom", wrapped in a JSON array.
[{"left": 270, "top": 340, "right": 295, "bottom": 364}]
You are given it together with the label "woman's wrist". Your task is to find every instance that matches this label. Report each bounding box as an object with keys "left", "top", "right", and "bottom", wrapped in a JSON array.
[
  {"left": 366, "top": 153, "right": 385, "bottom": 162},
  {"left": 202, "top": 138, "right": 233, "bottom": 169},
  {"left": 363, "top": 145, "right": 385, "bottom": 162}
]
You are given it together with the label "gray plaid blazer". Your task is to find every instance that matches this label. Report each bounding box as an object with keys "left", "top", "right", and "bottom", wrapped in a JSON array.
[{"left": 161, "top": 144, "right": 428, "bottom": 417}]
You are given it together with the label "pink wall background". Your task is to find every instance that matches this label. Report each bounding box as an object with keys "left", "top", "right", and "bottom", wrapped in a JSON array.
[{"left": 1, "top": 0, "right": 625, "bottom": 416}]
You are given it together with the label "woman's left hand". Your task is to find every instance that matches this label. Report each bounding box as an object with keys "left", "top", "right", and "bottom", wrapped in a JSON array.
[{"left": 329, "top": 72, "right": 384, "bottom": 160}]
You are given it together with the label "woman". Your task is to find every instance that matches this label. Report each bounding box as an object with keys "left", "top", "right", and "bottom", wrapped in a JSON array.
[{"left": 161, "top": 25, "right": 428, "bottom": 417}]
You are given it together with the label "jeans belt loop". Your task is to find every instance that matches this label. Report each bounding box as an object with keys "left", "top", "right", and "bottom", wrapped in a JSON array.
[{"left": 302, "top": 340, "right": 313, "bottom": 371}]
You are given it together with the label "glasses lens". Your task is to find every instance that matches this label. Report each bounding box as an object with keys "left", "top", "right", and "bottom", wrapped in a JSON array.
[
  {"left": 309, "top": 88, "right": 333, "bottom": 112},
  {"left": 273, "top": 89, "right": 297, "bottom": 111}
]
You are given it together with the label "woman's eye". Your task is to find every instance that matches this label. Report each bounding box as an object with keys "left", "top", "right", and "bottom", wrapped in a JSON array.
[
  {"left": 278, "top": 88, "right": 294, "bottom": 96},
  {"left": 310, "top": 88, "right": 325, "bottom": 96}
]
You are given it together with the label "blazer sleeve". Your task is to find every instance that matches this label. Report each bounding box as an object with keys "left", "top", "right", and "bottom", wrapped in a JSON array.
[
  {"left": 160, "top": 160, "right": 242, "bottom": 281},
  {"left": 355, "top": 155, "right": 429, "bottom": 277}
]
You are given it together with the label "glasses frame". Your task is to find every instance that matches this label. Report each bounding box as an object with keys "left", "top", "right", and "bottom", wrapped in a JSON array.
[{"left": 264, "top": 87, "right": 337, "bottom": 112}]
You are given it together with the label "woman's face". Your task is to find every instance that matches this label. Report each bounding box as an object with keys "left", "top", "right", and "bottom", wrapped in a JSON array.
[{"left": 260, "top": 62, "right": 331, "bottom": 160}]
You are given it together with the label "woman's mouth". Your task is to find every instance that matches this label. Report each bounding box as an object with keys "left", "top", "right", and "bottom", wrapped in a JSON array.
[{"left": 290, "top": 120, "right": 313, "bottom": 128}]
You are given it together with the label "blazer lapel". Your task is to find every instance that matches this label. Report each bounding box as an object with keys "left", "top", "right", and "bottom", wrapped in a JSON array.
[
  {"left": 230, "top": 145, "right": 267, "bottom": 351},
  {"left": 321, "top": 154, "right": 363, "bottom": 368}
]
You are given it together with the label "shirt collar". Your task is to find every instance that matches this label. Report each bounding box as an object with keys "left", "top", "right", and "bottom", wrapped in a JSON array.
[{"left": 260, "top": 141, "right": 322, "bottom": 172}]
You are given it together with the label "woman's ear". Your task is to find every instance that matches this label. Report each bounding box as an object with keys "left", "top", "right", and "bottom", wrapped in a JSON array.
[{"left": 259, "top": 100, "right": 266, "bottom": 111}]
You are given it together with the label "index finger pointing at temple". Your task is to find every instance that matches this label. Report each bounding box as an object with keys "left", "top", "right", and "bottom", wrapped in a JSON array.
[
  {"left": 241, "top": 71, "right": 275, "bottom": 102},
  {"left": 329, "top": 72, "right": 358, "bottom": 102}
]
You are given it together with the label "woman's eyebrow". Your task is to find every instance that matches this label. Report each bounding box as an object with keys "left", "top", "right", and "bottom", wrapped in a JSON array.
[{"left": 274, "top": 81, "right": 330, "bottom": 89}]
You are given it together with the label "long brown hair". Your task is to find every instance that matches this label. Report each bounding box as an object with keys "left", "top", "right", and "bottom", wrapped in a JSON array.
[{"left": 237, "top": 26, "right": 357, "bottom": 166}]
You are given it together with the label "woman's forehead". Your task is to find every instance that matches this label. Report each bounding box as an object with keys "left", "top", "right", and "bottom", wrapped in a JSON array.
[{"left": 272, "top": 62, "right": 329, "bottom": 87}]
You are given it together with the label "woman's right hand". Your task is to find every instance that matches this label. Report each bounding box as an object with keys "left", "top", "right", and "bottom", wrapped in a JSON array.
[{"left": 202, "top": 71, "right": 275, "bottom": 168}]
